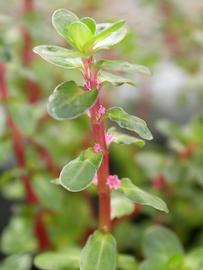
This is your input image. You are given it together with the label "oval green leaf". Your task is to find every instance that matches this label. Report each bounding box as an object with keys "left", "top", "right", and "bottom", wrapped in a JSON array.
[
  {"left": 60, "top": 160, "right": 96, "bottom": 192},
  {"left": 118, "top": 178, "right": 168, "bottom": 212},
  {"left": 52, "top": 9, "right": 79, "bottom": 40},
  {"left": 59, "top": 148, "right": 103, "bottom": 192},
  {"left": 47, "top": 81, "right": 98, "bottom": 120},
  {"left": 34, "top": 249, "right": 80, "bottom": 270},
  {"left": 107, "top": 107, "right": 153, "bottom": 140},
  {"left": 80, "top": 230, "right": 117, "bottom": 270},
  {"left": 33, "top": 45, "right": 82, "bottom": 69},
  {"left": 142, "top": 226, "right": 184, "bottom": 262}
]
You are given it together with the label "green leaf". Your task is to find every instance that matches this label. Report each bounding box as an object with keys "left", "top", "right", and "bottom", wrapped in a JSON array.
[
  {"left": 80, "top": 230, "right": 117, "bottom": 270},
  {"left": 33, "top": 45, "right": 82, "bottom": 69},
  {"left": 77, "top": 147, "right": 103, "bottom": 170},
  {"left": 98, "top": 70, "right": 136, "bottom": 86},
  {"left": 67, "top": 21, "right": 93, "bottom": 51},
  {"left": 96, "top": 60, "right": 151, "bottom": 75},
  {"left": 118, "top": 178, "right": 168, "bottom": 212},
  {"left": 52, "top": 9, "right": 79, "bottom": 40},
  {"left": 185, "top": 247, "right": 203, "bottom": 270},
  {"left": 81, "top": 17, "right": 96, "bottom": 34},
  {"left": 34, "top": 248, "right": 80, "bottom": 270},
  {"left": 47, "top": 81, "right": 98, "bottom": 120},
  {"left": 107, "top": 107, "right": 153, "bottom": 140},
  {"left": 59, "top": 148, "right": 102, "bottom": 192},
  {"left": 142, "top": 226, "right": 184, "bottom": 262},
  {"left": 0, "top": 254, "right": 32, "bottom": 270},
  {"left": 118, "top": 254, "right": 138, "bottom": 270},
  {"left": 1, "top": 216, "right": 37, "bottom": 254},
  {"left": 85, "top": 21, "right": 126, "bottom": 51},
  {"left": 60, "top": 160, "right": 96, "bottom": 192},
  {"left": 108, "top": 127, "right": 145, "bottom": 147},
  {"left": 111, "top": 192, "right": 134, "bottom": 219}
]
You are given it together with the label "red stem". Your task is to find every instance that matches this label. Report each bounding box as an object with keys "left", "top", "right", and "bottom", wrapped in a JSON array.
[
  {"left": 83, "top": 58, "right": 111, "bottom": 233},
  {"left": 22, "top": 0, "right": 34, "bottom": 13},
  {"left": 21, "top": 0, "right": 41, "bottom": 103},
  {"left": 0, "top": 63, "right": 51, "bottom": 250}
]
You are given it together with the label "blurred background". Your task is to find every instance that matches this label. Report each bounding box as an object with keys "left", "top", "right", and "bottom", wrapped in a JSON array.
[{"left": 1, "top": 0, "right": 203, "bottom": 269}]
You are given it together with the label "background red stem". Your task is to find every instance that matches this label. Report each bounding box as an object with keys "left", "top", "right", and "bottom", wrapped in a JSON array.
[{"left": 0, "top": 63, "right": 51, "bottom": 251}]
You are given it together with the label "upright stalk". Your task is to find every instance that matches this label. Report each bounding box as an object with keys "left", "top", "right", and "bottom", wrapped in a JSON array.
[{"left": 83, "top": 58, "right": 111, "bottom": 233}]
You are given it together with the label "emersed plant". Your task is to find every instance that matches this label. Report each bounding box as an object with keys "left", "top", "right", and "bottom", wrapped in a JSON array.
[{"left": 33, "top": 9, "right": 168, "bottom": 270}]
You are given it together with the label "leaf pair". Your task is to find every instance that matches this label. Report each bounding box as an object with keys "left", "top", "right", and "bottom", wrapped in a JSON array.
[{"left": 52, "top": 9, "right": 126, "bottom": 53}]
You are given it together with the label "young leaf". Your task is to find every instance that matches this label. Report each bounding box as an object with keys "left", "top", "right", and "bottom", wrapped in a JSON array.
[
  {"left": 84, "top": 21, "right": 126, "bottom": 52},
  {"left": 59, "top": 148, "right": 103, "bottom": 192},
  {"left": 111, "top": 192, "right": 134, "bottom": 219},
  {"left": 107, "top": 107, "right": 153, "bottom": 140},
  {"left": 118, "top": 178, "right": 168, "bottom": 213},
  {"left": 34, "top": 249, "right": 80, "bottom": 270},
  {"left": 33, "top": 45, "right": 82, "bottom": 69},
  {"left": 52, "top": 9, "right": 79, "bottom": 40},
  {"left": 0, "top": 254, "right": 32, "bottom": 270},
  {"left": 98, "top": 70, "right": 136, "bottom": 86},
  {"left": 142, "top": 226, "right": 184, "bottom": 262},
  {"left": 108, "top": 127, "right": 145, "bottom": 147},
  {"left": 96, "top": 60, "right": 151, "bottom": 75},
  {"left": 81, "top": 17, "right": 96, "bottom": 34},
  {"left": 67, "top": 21, "right": 93, "bottom": 51},
  {"left": 80, "top": 230, "right": 117, "bottom": 270},
  {"left": 60, "top": 160, "right": 96, "bottom": 192},
  {"left": 47, "top": 81, "right": 98, "bottom": 120},
  {"left": 78, "top": 147, "right": 103, "bottom": 170}
]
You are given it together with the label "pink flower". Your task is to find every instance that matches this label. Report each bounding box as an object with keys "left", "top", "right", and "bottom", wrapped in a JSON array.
[
  {"left": 105, "top": 133, "right": 115, "bottom": 146},
  {"left": 106, "top": 175, "right": 121, "bottom": 190},
  {"left": 93, "top": 143, "right": 102, "bottom": 153},
  {"left": 98, "top": 105, "right": 106, "bottom": 115},
  {"left": 96, "top": 105, "right": 106, "bottom": 120}
]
